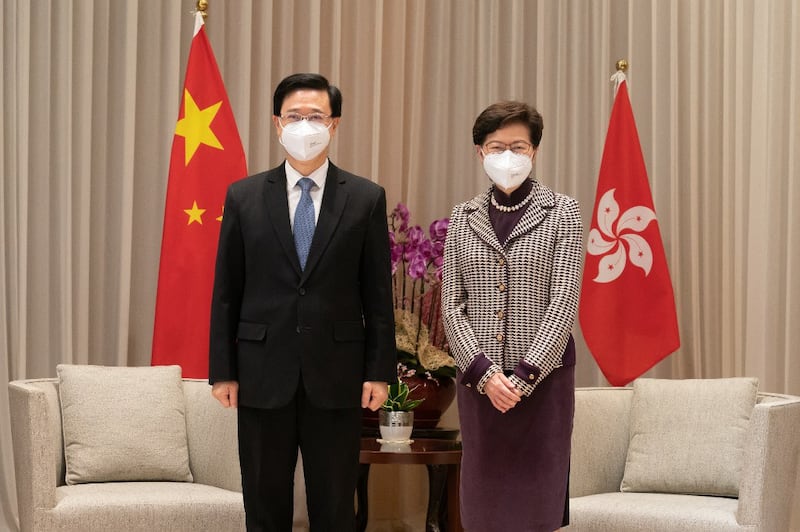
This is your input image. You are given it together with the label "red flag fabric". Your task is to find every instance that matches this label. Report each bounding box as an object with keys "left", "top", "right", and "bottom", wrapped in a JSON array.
[
  {"left": 152, "top": 13, "right": 247, "bottom": 378},
  {"left": 578, "top": 78, "right": 679, "bottom": 386}
]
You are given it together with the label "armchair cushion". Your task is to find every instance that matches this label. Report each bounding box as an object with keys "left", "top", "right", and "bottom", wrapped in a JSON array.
[
  {"left": 620, "top": 377, "right": 758, "bottom": 497},
  {"left": 57, "top": 364, "right": 193, "bottom": 485}
]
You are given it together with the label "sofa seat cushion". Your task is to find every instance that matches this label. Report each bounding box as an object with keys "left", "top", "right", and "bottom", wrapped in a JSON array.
[
  {"left": 569, "top": 492, "right": 745, "bottom": 532},
  {"left": 39, "top": 482, "right": 245, "bottom": 532}
]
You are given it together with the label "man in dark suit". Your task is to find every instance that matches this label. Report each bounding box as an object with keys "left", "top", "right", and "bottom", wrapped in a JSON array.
[{"left": 209, "top": 73, "right": 396, "bottom": 531}]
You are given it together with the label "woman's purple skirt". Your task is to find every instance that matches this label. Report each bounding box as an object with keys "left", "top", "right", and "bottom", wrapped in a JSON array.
[{"left": 457, "top": 350, "right": 575, "bottom": 531}]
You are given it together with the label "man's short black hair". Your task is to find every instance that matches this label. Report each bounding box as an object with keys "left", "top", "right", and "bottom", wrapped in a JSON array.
[{"left": 273, "top": 73, "right": 342, "bottom": 117}]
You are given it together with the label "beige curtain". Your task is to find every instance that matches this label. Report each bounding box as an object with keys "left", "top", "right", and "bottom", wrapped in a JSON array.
[{"left": 2, "top": 0, "right": 799, "bottom": 530}]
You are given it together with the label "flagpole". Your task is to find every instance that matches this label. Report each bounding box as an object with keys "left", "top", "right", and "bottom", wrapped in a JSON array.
[{"left": 197, "top": 0, "right": 208, "bottom": 19}]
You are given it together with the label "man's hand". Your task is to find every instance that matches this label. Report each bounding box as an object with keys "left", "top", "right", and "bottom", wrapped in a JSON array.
[
  {"left": 212, "top": 381, "right": 239, "bottom": 408},
  {"left": 361, "top": 381, "right": 389, "bottom": 411},
  {"left": 484, "top": 373, "right": 522, "bottom": 413}
]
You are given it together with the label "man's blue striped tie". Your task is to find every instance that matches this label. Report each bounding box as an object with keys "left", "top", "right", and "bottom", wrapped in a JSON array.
[{"left": 293, "top": 177, "right": 316, "bottom": 270}]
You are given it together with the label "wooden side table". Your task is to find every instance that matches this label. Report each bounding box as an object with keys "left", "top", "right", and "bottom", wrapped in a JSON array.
[{"left": 356, "top": 438, "right": 463, "bottom": 532}]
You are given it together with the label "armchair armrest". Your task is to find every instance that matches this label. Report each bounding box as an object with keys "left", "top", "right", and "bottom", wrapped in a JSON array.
[
  {"left": 737, "top": 396, "right": 800, "bottom": 530},
  {"left": 9, "top": 380, "right": 61, "bottom": 531}
]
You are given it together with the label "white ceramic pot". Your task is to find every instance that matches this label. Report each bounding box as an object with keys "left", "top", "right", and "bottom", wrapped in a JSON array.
[{"left": 378, "top": 410, "right": 414, "bottom": 442}]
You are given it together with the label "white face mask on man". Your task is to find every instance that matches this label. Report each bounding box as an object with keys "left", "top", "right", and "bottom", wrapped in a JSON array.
[
  {"left": 279, "top": 120, "right": 331, "bottom": 161},
  {"left": 482, "top": 150, "right": 533, "bottom": 190}
]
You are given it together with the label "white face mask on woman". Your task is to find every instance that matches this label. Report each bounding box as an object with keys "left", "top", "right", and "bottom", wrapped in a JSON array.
[
  {"left": 482, "top": 150, "right": 533, "bottom": 190},
  {"left": 279, "top": 120, "right": 331, "bottom": 161}
]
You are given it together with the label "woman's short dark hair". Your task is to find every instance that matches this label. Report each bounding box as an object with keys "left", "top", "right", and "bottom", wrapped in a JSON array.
[
  {"left": 472, "top": 101, "right": 543, "bottom": 147},
  {"left": 273, "top": 73, "right": 342, "bottom": 117}
]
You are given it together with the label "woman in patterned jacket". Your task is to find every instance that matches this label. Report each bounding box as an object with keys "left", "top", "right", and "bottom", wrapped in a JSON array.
[{"left": 442, "top": 101, "right": 583, "bottom": 532}]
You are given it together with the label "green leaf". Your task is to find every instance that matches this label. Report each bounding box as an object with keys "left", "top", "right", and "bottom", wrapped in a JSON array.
[
  {"left": 403, "top": 398, "right": 425, "bottom": 410},
  {"left": 382, "top": 380, "right": 427, "bottom": 411}
]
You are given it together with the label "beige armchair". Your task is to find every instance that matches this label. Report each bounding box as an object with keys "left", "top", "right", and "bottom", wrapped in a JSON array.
[
  {"left": 9, "top": 377, "right": 246, "bottom": 532},
  {"left": 568, "top": 386, "right": 800, "bottom": 531}
]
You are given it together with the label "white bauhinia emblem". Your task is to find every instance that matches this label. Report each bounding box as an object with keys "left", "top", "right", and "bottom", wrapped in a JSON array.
[{"left": 587, "top": 188, "right": 656, "bottom": 283}]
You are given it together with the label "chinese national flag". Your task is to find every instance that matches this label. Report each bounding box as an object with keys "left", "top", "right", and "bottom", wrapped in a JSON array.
[
  {"left": 152, "top": 13, "right": 247, "bottom": 378},
  {"left": 578, "top": 78, "right": 679, "bottom": 386}
]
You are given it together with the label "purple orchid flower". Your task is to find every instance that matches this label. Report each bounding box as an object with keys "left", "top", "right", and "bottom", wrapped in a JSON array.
[
  {"left": 392, "top": 203, "right": 410, "bottom": 231},
  {"left": 390, "top": 240, "right": 404, "bottom": 274},
  {"left": 418, "top": 238, "right": 435, "bottom": 260},
  {"left": 407, "top": 253, "right": 428, "bottom": 280},
  {"left": 429, "top": 218, "right": 449, "bottom": 242},
  {"left": 431, "top": 241, "right": 444, "bottom": 259},
  {"left": 406, "top": 225, "right": 425, "bottom": 246}
]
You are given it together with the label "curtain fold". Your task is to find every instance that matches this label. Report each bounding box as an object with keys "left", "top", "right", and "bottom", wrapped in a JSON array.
[{"left": 2, "top": 1, "right": 799, "bottom": 530}]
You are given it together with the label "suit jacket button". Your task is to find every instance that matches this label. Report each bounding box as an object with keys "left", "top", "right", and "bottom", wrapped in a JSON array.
[
  {"left": 529, "top": 373, "right": 536, "bottom": 380},
  {"left": 298, "top": 287, "right": 306, "bottom": 295},
  {"left": 296, "top": 326, "right": 301, "bottom": 334},
  {"left": 498, "top": 283, "right": 506, "bottom": 292},
  {"left": 466, "top": 383, "right": 472, "bottom": 388},
  {"left": 496, "top": 333, "right": 504, "bottom": 343}
]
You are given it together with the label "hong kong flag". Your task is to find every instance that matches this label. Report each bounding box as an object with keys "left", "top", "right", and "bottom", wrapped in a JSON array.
[
  {"left": 578, "top": 75, "right": 680, "bottom": 386},
  {"left": 152, "top": 12, "right": 247, "bottom": 378}
]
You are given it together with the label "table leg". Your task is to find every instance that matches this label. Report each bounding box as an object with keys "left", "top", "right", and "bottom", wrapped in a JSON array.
[
  {"left": 426, "top": 464, "right": 448, "bottom": 532},
  {"left": 446, "top": 464, "right": 462, "bottom": 532},
  {"left": 356, "top": 463, "right": 370, "bottom": 532}
]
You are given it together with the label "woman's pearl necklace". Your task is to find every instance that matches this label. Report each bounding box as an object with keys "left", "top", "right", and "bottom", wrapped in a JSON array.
[{"left": 490, "top": 186, "right": 534, "bottom": 212}]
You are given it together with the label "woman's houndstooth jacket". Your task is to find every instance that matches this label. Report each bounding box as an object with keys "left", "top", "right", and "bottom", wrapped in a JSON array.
[{"left": 441, "top": 181, "right": 583, "bottom": 396}]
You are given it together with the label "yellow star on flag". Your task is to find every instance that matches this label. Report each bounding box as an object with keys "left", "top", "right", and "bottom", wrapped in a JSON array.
[
  {"left": 175, "top": 89, "right": 224, "bottom": 166},
  {"left": 216, "top": 205, "right": 225, "bottom": 222},
  {"left": 184, "top": 201, "right": 206, "bottom": 225}
]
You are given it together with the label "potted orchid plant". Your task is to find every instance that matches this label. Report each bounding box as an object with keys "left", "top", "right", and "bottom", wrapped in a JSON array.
[{"left": 387, "top": 203, "right": 457, "bottom": 427}]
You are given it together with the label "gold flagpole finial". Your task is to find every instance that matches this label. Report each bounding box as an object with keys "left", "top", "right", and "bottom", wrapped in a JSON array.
[
  {"left": 197, "top": 0, "right": 208, "bottom": 19},
  {"left": 611, "top": 59, "right": 628, "bottom": 97}
]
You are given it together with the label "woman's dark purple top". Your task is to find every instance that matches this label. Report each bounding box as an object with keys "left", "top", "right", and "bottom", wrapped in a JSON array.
[{"left": 488, "top": 178, "right": 534, "bottom": 243}]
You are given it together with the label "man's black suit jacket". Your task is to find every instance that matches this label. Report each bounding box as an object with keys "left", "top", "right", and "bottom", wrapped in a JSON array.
[{"left": 209, "top": 162, "right": 397, "bottom": 409}]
